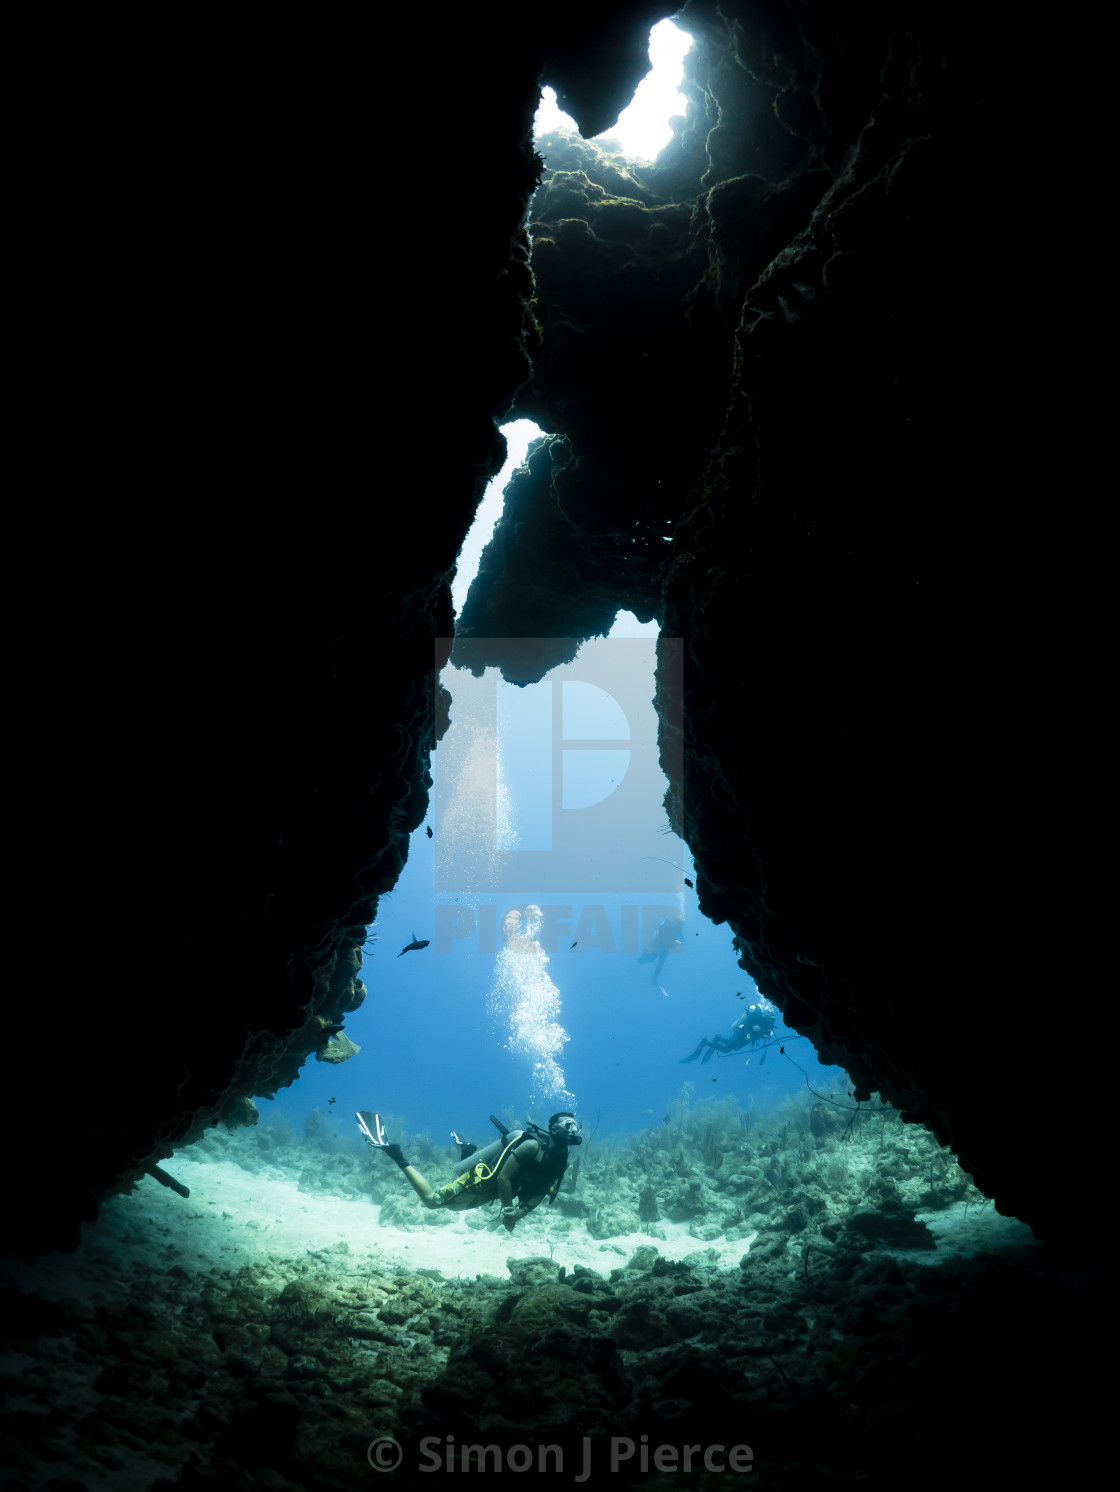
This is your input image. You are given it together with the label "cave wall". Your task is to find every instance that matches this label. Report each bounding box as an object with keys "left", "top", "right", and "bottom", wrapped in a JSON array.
[
  {"left": 454, "top": 4, "right": 1067, "bottom": 1239},
  {"left": 14, "top": 3, "right": 675, "bottom": 1261},
  {"left": 13, "top": 1, "right": 1065, "bottom": 1258}
]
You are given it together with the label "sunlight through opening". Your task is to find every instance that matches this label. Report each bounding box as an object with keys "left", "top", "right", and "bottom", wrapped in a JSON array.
[
  {"left": 451, "top": 419, "right": 544, "bottom": 618},
  {"left": 534, "top": 18, "right": 693, "bottom": 162}
]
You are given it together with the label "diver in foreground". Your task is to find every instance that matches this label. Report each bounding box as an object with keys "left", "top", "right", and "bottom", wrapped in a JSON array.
[
  {"left": 358, "top": 1110, "right": 583, "bottom": 1231},
  {"left": 681, "top": 1001, "right": 778, "bottom": 1063}
]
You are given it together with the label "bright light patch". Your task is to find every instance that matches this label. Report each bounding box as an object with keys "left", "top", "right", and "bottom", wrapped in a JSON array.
[
  {"left": 534, "top": 87, "right": 578, "bottom": 139},
  {"left": 452, "top": 419, "right": 544, "bottom": 617},
  {"left": 608, "top": 610, "right": 659, "bottom": 638},
  {"left": 534, "top": 19, "right": 693, "bottom": 162}
]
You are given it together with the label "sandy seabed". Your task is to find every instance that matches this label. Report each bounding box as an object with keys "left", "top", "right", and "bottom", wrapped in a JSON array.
[{"left": 7, "top": 1146, "right": 1032, "bottom": 1314}]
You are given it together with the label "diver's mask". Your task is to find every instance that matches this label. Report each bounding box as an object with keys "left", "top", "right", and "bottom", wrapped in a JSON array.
[{"left": 550, "top": 1115, "right": 583, "bottom": 1145}]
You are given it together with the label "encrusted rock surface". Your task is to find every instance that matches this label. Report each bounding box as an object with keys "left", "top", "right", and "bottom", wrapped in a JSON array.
[
  {"left": 451, "top": 3, "right": 1061, "bottom": 1244},
  {"left": 0, "top": 1107, "right": 1100, "bottom": 1489}
]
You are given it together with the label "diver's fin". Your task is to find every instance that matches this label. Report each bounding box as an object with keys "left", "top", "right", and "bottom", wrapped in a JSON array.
[
  {"left": 356, "top": 1111, "right": 388, "bottom": 1148},
  {"left": 451, "top": 1129, "right": 477, "bottom": 1158},
  {"left": 680, "top": 1041, "right": 705, "bottom": 1063},
  {"left": 700, "top": 1045, "right": 716, "bottom": 1065}
]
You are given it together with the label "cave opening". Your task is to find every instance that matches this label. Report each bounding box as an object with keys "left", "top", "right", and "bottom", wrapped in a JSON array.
[
  {"left": 535, "top": 18, "right": 693, "bottom": 163},
  {"left": 2, "top": 1, "right": 1099, "bottom": 1486}
]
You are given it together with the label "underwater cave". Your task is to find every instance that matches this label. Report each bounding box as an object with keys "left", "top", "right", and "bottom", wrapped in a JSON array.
[{"left": 5, "top": 3, "right": 1095, "bottom": 1490}]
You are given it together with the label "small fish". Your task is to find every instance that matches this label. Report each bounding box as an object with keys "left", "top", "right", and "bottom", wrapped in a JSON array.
[
  {"left": 712, "top": 1078, "right": 717, "bottom": 1082},
  {"left": 398, "top": 933, "right": 430, "bottom": 957},
  {"left": 779, "top": 1045, "right": 785, "bottom": 1055},
  {"left": 328, "top": 1097, "right": 337, "bottom": 1106},
  {"left": 684, "top": 877, "right": 694, "bottom": 889},
  {"left": 426, "top": 825, "right": 433, "bottom": 839}
]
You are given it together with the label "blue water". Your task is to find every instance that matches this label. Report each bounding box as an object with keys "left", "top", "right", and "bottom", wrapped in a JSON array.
[{"left": 265, "top": 615, "right": 846, "bottom": 1147}]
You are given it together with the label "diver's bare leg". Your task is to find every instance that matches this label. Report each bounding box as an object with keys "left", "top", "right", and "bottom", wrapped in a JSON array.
[
  {"left": 381, "top": 1142, "right": 441, "bottom": 1209},
  {"left": 399, "top": 1164, "right": 441, "bottom": 1209}
]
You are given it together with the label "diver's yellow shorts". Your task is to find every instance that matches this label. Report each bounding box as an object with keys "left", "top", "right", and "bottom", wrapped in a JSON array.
[{"left": 437, "top": 1163, "right": 495, "bottom": 1211}]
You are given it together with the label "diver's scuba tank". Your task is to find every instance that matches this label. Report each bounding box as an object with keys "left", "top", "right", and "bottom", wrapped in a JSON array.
[{"left": 452, "top": 1137, "right": 503, "bottom": 1175}]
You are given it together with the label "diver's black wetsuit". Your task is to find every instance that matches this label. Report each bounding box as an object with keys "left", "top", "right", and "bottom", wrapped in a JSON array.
[
  {"left": 639, "top": 913, "right": 684, "bottom": 986},
  {"left": 681, "top": 1005, "right": 777, "bottom": 1063}
]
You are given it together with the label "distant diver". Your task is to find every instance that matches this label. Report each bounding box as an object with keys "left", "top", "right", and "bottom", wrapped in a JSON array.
[
  {"left": 639, "top": 911, "right": 684, "bottom": 988},
  {"left": 398, "top": 932, "right": 430, "bottom": 957},
  {"left": 681, "top": 1000, "right": 778, "bottom": 1064},
  {"left": 358, "top": 1110, "right": 583, "bottom": 1231}
]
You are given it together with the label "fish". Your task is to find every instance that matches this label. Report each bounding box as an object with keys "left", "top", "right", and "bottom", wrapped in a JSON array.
[
  {"left": 426, "top": 825, "right": 433, "bottom": 838},
  {"left": 398, "top": 934, "right": 430, "bottom": 957},
  {"left": 684, "top": 877, "right": 694, "bottom": 889},
  {"left": 779, "top": 1045, "right": 785, "bottom": 1055},
  {"left": 328, "top": 1097, "right": 337, "bottom": 1106},
  {"left": 570, "top": 940, "right": 578, "bottom": 949}
]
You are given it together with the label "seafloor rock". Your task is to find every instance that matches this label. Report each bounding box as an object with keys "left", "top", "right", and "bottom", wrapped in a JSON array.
[
  {"left": 506, "top": 1255, "right": 563, "bottom": 1287},
  {"left": 586, "top": 1204, "right": 642, "bottom": 1239},
  {"left": 847, "top": 1208, "right": 937, "bottom": 1252},
  {"left": 510, "top": 1284, "right": 598, "bottom": 1331},
  {"left": 624, "top": 1243, "right": 660, "bottom": 1272}
]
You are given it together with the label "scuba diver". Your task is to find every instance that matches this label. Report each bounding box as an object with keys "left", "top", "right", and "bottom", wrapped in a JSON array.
[
  {"left": 639, "top": 910, "right": 684, "bottom": 991},
  {"left": 681, "top": 1001, "right": 778, "bottom": 1064},
  {"left": 359, "top": 1109, "right": 583, "bottom": 1231}
]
